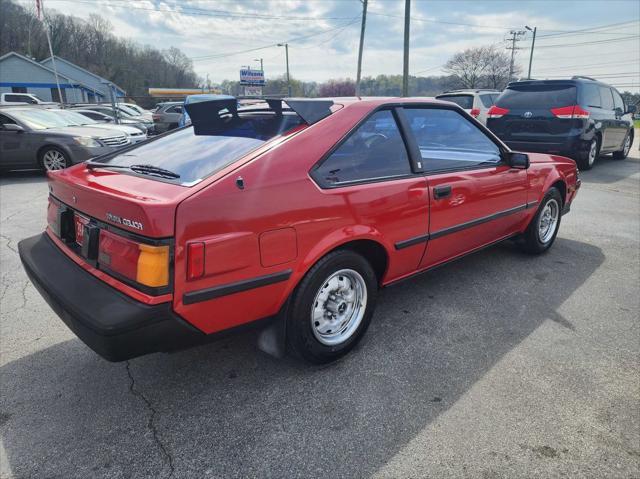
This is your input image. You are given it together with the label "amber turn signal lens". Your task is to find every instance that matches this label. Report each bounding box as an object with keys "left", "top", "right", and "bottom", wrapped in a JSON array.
[{"left": 136, "top": 244, "right": 170, "bottom": 287}]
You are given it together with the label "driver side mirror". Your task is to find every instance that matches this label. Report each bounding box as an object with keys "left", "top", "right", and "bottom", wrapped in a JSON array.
[
  {"left": 507, "top": 152, "right": 529, "bottom": 169},
  {"left": 2, "top": 123, "right": 24, "bottom": 133}
]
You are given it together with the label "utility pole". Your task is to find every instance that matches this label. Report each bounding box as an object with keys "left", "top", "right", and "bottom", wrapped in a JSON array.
[
  {"left": 355, "top": 0, "right": 368, "bottom": 97},
  {"left": 277, "top": 43, "right": 291, "bottom": 97},
  {"left": 402, "top": 0, "right": 410, "bottom": 97},
  {"left": 38, "top": 0, "right": 64, "bottom": 106},
  {"left": 506, "top": 30, "right": 526, "bottom": 81},
  {"left": 525, "top": 26, "right": 537, "bottom": 79}
]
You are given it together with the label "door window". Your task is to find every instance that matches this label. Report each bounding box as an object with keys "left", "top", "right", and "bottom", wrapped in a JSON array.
[
  {"left": 598, "top": 86, "right": 614, "bottom": 110},
  {"left": 313, "top": 110, "right": 411, "bottom": 186},
  {"left": 403, "top": 108, "right": 501, "bottom": 172},
  {"left": 166, "top": 105, "right": 183, "bottom": 114}
]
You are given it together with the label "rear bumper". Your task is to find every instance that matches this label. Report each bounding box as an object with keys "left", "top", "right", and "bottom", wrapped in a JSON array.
[
  {"left": 504, "top": 134, "right": 589, "bottom": 158},
  {"left": 18, "top": 233, "right": 205, "bottom": 361}
]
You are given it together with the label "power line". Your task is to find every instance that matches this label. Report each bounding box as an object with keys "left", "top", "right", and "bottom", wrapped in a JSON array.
[
  {"left": 190, "top": 18, "right": 360, "bottom": 61},
  {"left": 526, "top": 36, "right": 640, "bottom": 49},
  {"left": 534, "top": 59, "right": 640, "bottom": 72},
  {"left": 537, "top": 20, "right": 640, "bottom": 38}
]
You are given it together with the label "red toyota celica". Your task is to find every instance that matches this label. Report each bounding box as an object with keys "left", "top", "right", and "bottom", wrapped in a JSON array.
[{"left": 19, "top": 96, "right": 580, "bottom": 363}]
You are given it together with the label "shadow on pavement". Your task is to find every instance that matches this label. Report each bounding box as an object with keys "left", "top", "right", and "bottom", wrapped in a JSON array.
[
  {"left": 580, "top": 152, "right": 640, "bottom": 185},
  {"left": 0, "top": 238, "right": 605, "bottom": 478},
  {"left": 0, "top": 170, "right": 47, "bottom": 186}
]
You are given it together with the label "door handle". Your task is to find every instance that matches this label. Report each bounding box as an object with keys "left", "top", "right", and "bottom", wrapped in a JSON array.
[{"left": 433, "top": 185, "right": 452, "bottom": 199}]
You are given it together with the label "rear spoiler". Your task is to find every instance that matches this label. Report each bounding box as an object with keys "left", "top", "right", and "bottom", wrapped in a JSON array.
[{"left": 184, "top": 96, "right": 333, "bottom": 134}]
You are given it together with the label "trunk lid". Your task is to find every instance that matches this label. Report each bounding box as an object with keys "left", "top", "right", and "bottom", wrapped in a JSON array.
[{"left": 49, "top": 165, "right": 188, "bottom": 238}]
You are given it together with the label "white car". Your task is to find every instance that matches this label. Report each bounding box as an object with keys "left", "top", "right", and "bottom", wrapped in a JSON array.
[
  {"left": 435, "top": 89, "right": 501, "bottom": 125},
  {"left": 119, "top": 102, "right": 153, "bottom": 120},
  {"left": 53, "top": 109, "right": 147, "bottom": 144},
  {"left": 1, "top": 92, "right": 59, "bottom": 106}
]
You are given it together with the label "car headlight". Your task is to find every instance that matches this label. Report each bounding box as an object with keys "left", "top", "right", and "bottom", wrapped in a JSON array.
[{"left": 74, "top": 137, "right": 102, "bottom": 148}]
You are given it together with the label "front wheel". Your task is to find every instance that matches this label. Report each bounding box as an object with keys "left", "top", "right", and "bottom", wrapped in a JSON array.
[
  {"left": 520, "top": 187, "right": 563, "bottom": 255},
  {"left": 286, "top": 249, "right": 378, "bottom": 364},
  {"left": 613, "top": 132, "right": 633, "bottom": 160},
  {"left": 39, "top": 147, "right": 69, "bottom": 172}
]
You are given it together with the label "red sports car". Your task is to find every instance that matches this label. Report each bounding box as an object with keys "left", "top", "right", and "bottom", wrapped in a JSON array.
[{"left": 19, "top": 96, "right": 580, "bottom": 363}]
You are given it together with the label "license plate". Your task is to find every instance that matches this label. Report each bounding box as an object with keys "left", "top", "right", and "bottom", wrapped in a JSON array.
[{"left": 74, "top": 213, "right": 90, "bottom": 246}]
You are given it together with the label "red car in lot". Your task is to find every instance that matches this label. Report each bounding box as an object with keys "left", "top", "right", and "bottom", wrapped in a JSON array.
[{"left": 18, "top": 96, "right": 580, "bottom": 363}]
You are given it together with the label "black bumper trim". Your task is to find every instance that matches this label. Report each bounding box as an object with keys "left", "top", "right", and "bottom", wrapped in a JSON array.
[
  {"left": 18, "top": 233, "right": 205, "bottom": 362},
  {"left": 183, "top": 269, "right": 292, "bottom": 305}
]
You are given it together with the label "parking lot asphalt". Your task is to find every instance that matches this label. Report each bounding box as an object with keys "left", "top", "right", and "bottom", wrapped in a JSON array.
[{"left": 1, "top": 139, "right": 639, "bottom": 479}]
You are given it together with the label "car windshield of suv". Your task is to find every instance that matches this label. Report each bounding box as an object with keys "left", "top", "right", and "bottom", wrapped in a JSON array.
[
  {"left": 497, "top": 84, "right": 577, "bottom": 108},
  {"left": 90, "top": 111, "right": 305, "bottom": 186},
  {"left": 7, "top": 109, "right": 75, "bottom": 130},
  {"left": 437, "top": 95, "right": 474, "bottom": 109}
]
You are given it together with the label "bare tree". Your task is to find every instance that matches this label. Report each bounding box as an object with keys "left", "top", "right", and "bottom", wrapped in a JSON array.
[
  {"left": 444, "top": 47, "right": 490, "bottom": 88},
  {"left": 444, "top": 45, "right": 518, "bottom": 90}
]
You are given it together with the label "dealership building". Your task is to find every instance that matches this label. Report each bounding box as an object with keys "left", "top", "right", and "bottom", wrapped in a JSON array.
[{"left": 0, "top": 51, "right": 125, "bottom": 103}]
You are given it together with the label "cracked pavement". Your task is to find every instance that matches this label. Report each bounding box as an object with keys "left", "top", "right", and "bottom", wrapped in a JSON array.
[{"left": 1, "top": 139, "right": 639, "bottom": 478}]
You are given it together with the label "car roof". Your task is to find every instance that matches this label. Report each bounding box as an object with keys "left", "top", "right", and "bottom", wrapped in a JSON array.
[{"left": 507, "top": 77, "right": 614, "bottom": 88}]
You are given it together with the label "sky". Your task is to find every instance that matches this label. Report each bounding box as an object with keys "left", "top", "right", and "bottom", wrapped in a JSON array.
[{"left": 31, "top": 0, "right": 640, "bottom": 92}]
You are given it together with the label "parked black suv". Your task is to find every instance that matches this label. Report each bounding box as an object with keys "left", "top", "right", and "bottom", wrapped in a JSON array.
[{"left": 487, "top": 77, "right": 636, "bottom": 170}]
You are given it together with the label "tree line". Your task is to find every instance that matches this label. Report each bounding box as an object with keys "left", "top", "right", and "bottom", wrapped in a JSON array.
[{"left": 0, "top": 0, "right": 199, "bottom": 105}]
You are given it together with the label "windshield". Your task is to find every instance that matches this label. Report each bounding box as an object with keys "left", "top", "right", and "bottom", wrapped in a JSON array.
[
  {"left": 437, "top": 95, "right": 474, "bottom": 109},
  {"left": 8, "top": 109, "right": 75, "bottom": 130},
  {"left": 117, "top": 105, "right": 139, "bottom": 117},
  {"left": 497, "top": 84, "right": 577, "bottom": 109},
  {"left": 55, "top": 110, "right": 99, "bottom": 125},
  {"left": 91, "top": 111, "right": 304, "bottom": 186}
]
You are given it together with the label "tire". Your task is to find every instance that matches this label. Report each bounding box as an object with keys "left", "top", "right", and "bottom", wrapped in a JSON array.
[
  {"left": 286, "top": 249, "right": 378, "bottom": 364},
  {"left": 612, "top": 131, "right": 633, "bottom": 160},
  {"left": 520, "top": 187, "right": 563, "bottom": 255},
  {"left": 576, "top": 138, "right": 599, "bottom": 170},
  {"left": 39, "top": 147, "right": 69, "bottom": 172}
]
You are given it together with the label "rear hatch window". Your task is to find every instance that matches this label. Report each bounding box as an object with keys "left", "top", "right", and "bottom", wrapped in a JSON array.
[
  {"left": 89, "top": 111, "right": 304, "bottom": 186},
  {"left": 497, "top": 84, "right": 577, "bottom": 109},
  {"left": 491, "top": 84, "right": 578, "bottom": 140},
  {"left": 436, "top": 95, "right": 474, "bottom": 109}
]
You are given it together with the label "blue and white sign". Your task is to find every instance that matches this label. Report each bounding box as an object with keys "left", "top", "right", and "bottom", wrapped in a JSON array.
[{"left": 240, "top": 68, "right": 265, "bottom": 86}]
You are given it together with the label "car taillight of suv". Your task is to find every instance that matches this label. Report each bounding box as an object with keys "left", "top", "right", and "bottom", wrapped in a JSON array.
[{"left": 550, "top": 105, "right": 590, "bottom": 119}]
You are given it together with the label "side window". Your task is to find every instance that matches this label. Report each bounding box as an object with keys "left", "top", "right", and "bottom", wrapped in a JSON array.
[
  {"left": 5, "top": 95, "right": 24, "bottom": 102},
  {"left": 582, "top": 84, "right": 601, "bottom": 108},
  {"left": 0, "top": 114, "right": 16, "bottom": 126},
  {"left": 611, "top": 89, "right": 624, "bottom": 112},
  {"left": 479, "top": 94, "right": 495, "bottom": 108},
  {"left": 599, "top": 86, "right": 614, "bottom": 110},
  {"left": 403, "top": 108, "right": 501, "bottom": 172},
  {"left": 313, "top": 110, "right": 411, "bottom": 186},
  {"left": 167, "top": 105, "right": 183, "bottom": 114}
]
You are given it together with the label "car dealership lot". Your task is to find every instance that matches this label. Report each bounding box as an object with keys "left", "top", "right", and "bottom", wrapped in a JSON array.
[{"left": 0, "top": 141, "right": 638, "bottom": 478}]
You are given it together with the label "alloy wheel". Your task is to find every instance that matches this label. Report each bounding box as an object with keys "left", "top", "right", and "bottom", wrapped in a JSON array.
[
  {"left": 538, "top": 198, "right": 559, "bottom": 244},
  {"left": 42, "top": 150, "right": 68, "bottom": 171}
]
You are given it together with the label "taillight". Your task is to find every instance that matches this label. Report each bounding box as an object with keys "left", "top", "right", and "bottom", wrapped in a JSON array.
[
  {"left": 551, "top": 105, "right": 590, "bottom": 119},
  {"left": 487, "top": 106, "right": 509, "bottom": 118},
  {"left": 99, "top": 229, "right": 170, "bottom": 288},
  {"left": 152, "top": 114, "right": 161, "bottom": 121},
  {"left": 470, "top": 108, "right": 480, "bottom": 117},
  {"left": 186, "top": 242, "right": 205, "bottom": 280}
]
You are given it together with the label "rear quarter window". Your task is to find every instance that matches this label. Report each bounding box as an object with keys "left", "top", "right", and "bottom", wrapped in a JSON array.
[{"left": 497, "top": 85, "right": 577, "bottom": 108}]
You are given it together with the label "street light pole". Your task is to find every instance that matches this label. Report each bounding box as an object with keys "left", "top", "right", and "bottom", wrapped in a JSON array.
[
  {"left": 254, "top": 58, "right": 264, "bottom": 72},
  {"left": 355, "top": 0, "right": 368, "bottom": 97},
  {"left": 277, "top": 43, "right": 291, "bottom": 97},
  {"left": 525, "top": 26, "right": 537, "bottom": 79},
  {"left": 402, "top": 0, "right": 411, "bottom": 97}
]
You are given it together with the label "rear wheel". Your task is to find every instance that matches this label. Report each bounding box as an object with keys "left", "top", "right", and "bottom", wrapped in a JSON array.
[
  {"left": 576, "top": 138, "right": 598, "bottom": 170},
  {"left": 612, "top": 131, "right": 633, "bottom": 160},
  {"left": 39, "top": 147, "right": 69, "bottom": 172},
  {"left": 521, "top": 187, "right": 562, "bottom": 255},
  {"left": 286, "top": 249, "right": 378, "bottom": 364}
]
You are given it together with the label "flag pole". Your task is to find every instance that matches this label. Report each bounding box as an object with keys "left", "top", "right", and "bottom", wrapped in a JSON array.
[{"left": 37, "top": 0, "right": 64, "bottom": 107}]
